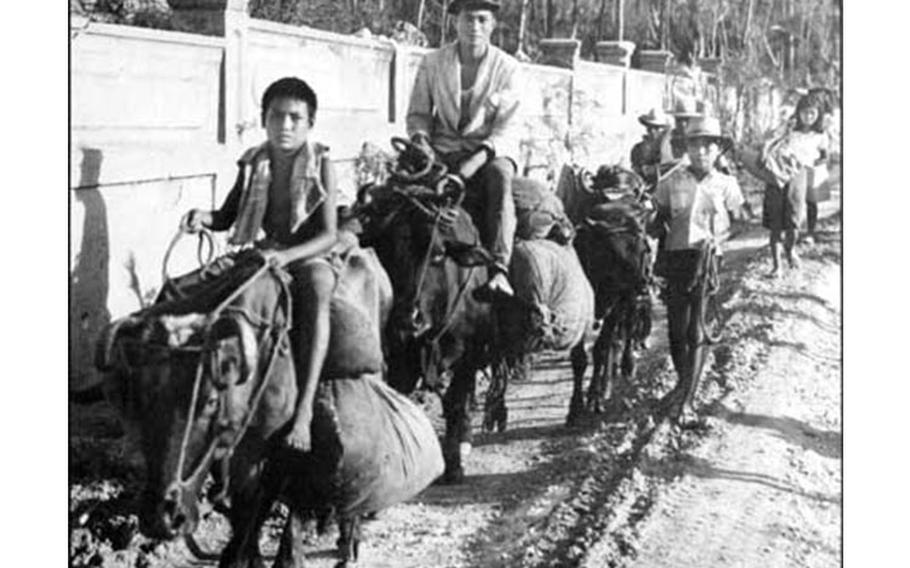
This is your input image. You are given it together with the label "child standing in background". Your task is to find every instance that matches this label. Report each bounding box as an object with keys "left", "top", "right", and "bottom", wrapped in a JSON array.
[{"left": 758, "top": 94, "right": 829, "bottom": 276}]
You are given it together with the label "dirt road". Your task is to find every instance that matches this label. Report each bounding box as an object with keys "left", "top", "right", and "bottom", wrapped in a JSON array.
[
  {"left": 71, "top": 198, "right": 842, "bottom": 568},
  {"left": 582, "top": 222, "right": 842, "bottom": 568}
]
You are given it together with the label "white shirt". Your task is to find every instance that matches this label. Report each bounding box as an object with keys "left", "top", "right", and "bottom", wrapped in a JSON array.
[{"left": 655, "top": 167, "right": 744, "bottom": 252}]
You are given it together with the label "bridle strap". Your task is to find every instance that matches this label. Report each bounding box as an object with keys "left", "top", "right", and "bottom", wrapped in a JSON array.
[
  {"left": 410, "top": 210, "right": 443, "bottom": 318},
  {"left": 170, "top": 265, "right": 291, "bottom": 494}
]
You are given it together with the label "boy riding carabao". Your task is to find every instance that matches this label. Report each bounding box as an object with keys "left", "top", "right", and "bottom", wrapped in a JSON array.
[{"left": 181, "top": 77, "right": 345, "bottom": 452}]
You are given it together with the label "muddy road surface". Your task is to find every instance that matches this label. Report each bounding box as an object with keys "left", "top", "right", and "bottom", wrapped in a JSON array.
[{"left": 71, "top": 194, "right": 841, "bottom": 568}]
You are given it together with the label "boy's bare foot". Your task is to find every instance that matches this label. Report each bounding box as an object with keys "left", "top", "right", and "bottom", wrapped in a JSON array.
[
  {"left": 284, "top": 423, "right": 312, "bottom": 452},
  {"left": 767, "top": 266, "right": 781, "bottom": 279},
  {"left": 786, "top": 252, "right": 801, "bottom": 269}
]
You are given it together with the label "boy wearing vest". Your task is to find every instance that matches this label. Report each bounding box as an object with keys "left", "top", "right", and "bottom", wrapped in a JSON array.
[{"left": 182, "top": 77, "right": 338, "bottom": 452}]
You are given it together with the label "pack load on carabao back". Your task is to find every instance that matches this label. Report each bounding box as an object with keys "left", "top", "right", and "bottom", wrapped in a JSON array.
[{"left": 503, "top": 239, "right": 594, "bottom": 352}]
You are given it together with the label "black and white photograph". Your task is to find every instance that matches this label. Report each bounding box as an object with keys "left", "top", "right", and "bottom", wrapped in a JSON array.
[{"left": 64, "top": 1, "right": 847, "bottom": 566}]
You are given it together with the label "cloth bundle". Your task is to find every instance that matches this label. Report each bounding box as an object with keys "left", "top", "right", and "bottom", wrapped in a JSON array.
[
  {"left": 297, "top": 372, "right": 444, "bottom": 517},
  {"left": 504, "top": 239, "right": 594, "bottom": 352},
  {"left": 512, "top": 178, "right": 574, "bottom": 243}
]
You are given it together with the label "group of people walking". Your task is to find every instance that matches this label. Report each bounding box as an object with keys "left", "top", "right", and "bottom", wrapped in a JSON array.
[
  {"left": 179, "top": 0, "right": 834, "bottom": 450},
  {"left": 630, "top": 101, "right": 745, "bottom": 424},
  {"left": 633, "top": 90, "right": 835, "bottom": 281},
  {"left": 91, "top": 1, "right": 839, "bottom": 563},
  {"left": 627, "top": 86, "right": 834, "bottom": 423}
]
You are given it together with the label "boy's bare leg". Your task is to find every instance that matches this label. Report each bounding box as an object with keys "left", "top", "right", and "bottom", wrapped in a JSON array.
[
  {"left": 666, "top": 291, "right": 691, "bottom": 415},
  {"left": 681, "top": 293, "right": 708, "bottom": 422},
  {"left": 783, "top": 228, "right": 799, "bottom": 268},
  {"left": 805, "top": 201, "right": 818, "bottom": 242},
  {"left": 768, "top": 230, "right": 781, "bottom": 278},
  {"left": 286, "top": 261, "right": 335, "bottom": 451}
]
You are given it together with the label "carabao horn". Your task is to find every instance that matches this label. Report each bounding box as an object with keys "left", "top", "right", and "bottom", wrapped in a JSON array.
[
  {"left": 94, "top": 316, "right": 141, "bottom": 372},
  {"left": 210, "top": 316, "right": 259, "bottom": 386}
]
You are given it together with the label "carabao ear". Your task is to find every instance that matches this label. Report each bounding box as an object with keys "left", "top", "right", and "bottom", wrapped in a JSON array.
[
  {"left": 445, "top": 241, "right": 494, "bottom": 267},
  {"left": 356, "top": 183, "right": 378, "bottom": 209}
]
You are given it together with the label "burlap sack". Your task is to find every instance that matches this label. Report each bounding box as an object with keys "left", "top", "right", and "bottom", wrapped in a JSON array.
[{"left": 506, "top": 239, "right": 594, "bottom": 351}]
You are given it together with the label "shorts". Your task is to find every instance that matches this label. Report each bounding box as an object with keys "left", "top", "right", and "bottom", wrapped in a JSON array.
[{"left": 762, "top": 169, "right": 807, "bottom": 232}]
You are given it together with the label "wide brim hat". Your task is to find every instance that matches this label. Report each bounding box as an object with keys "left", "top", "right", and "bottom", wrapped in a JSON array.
[
  {"left": 668, "top": 97, "right": 703, "bottom": 119},
  {"left": 447, "top": 0, "right": 502, "bottom": 15},
  {"left": 638, "top": 108, "right": 672, "bottom": 128},
  {"left": 682, "top": 116, "right": 734, "bottom": 152}
]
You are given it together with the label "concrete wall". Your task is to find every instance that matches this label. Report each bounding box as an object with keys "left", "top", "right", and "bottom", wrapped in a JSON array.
[
  {"left": 242, "top": 19, "right": 402, "bottom": 205},
  {"left": 71, "top": 23, "right": 232, "bottom": 389},
  {"left": 69, "top": 16, "right": 701, "bottom": 390}
]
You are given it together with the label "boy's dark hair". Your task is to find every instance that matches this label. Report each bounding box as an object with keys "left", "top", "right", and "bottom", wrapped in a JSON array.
[{"left": 260, "top": 77, "right": 318, "bottom": 126}]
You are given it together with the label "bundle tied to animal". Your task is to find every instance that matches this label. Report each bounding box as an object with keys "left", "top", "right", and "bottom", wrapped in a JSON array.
[
  {"left": 575, "top": 197, "right": 654, "bottom": 310},
  {"left": 149, "top": 234, "right": 386, "bottom": 379},
  {"left": 512, "top": 178, "right": 575, "bottom": 243},
  {"left": 505, "top": 239, "right": 594, "bottom": 353},
  {"left": 308, "top": 373, "right": 444, "bottom": 517},
  {"left": 286, "top": 234, "right": 444, "bottom": 515},
  {"left": 110, "top": 237, "right": 443, "bottom": 519},
  {"left": 321, "top": 234, "right": 386, "bottom": 378}
]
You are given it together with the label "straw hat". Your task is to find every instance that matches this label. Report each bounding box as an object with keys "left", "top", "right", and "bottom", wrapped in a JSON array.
[
  {"left": 447, "top": 0, "right": 501, "bottom": 14},
  {"left": 682, "top": 116, "right": 734, "bottom": 152},
  {"left": 638, "top": 108, "right": 672, "bottom": 128}
]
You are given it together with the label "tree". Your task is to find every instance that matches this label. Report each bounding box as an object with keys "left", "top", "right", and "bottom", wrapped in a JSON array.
[{"left": 237, "top": 0, "right": 840, "bottom": 137}]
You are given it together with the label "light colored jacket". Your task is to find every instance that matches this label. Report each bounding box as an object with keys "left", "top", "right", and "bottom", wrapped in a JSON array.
[{"left": 406, "top": 42, "right": 522, "bottom": 164}]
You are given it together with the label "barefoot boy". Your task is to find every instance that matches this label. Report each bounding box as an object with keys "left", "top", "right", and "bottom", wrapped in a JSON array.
[{"left": 182, "top": 77, "right": 338, "bottom": 451}]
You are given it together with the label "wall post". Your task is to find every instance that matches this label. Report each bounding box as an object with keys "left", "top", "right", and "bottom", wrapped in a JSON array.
[
  {"left": 595, "top": 40, "right": 636, "bottom": 68},
  {"left": 167, "top": 1, "right": 250, "bottom": 157},
  {"left": 537, "top": 38, "right": 582, "bottom": 70},
  {"left": 637, "top": 49, "right": 674, "bottom": 73}
]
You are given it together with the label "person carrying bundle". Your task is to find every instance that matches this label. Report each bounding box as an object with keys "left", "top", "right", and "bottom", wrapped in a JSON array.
[{"left": 751, "top": 93, "right": 830, "bottom": 276}]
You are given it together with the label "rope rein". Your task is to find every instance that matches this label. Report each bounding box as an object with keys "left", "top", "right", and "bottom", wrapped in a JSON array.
[
  {"left": 160, "top": 227, "right": 218, "bottom": 300},
  {"left": 695, "top": 242, "right": 722, "bottom": 345}
]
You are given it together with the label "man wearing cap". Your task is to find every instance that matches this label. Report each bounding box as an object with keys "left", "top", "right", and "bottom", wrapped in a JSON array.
[
  {"left": 651, "top": 116, "right": 744, "bottom": 425},
  {"left": 406, "top": 0, "right": 520, "bottom": 300},
  {"left": 630, "top": 107, "right": 674, "bottom": 187}
]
